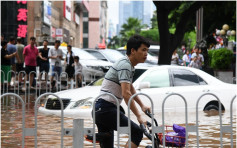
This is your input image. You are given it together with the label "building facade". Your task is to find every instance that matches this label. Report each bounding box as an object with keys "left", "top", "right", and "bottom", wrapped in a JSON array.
[
  {"left": 1, "top": 0, "right": 107, "bottom": 49},
  {"left": 1, "top": 0, "right": 89, "bottom": 47},
  {"left": 87, "top": 1, "right": 107, "bottom": 48}
]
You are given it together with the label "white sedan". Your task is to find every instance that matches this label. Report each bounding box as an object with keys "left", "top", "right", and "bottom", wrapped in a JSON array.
[{"left": 38, "top": 65, "right": 236, "bottom": 118}]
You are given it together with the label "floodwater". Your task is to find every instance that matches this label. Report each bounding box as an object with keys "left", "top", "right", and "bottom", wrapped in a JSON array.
[{"left": 1, "top": 94, "right": 236, "bottom": 148}]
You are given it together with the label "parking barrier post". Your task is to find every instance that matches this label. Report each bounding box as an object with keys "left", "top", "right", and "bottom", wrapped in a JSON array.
[
  {"left": 1, "top": 70, "right": 6, "bottom": 95},
  {"left": 18, "top": 71, "right": 26, "bottom": 96},
  {"left": 38, "top": 72, "right": 45, "bottom": 96},
  {"left": 127, "top": 93, "right": 155, "bottom": 148},
  {"left": 28, "top": 71, "right": 37, "bottom": 101},
  {"left": 196, "top": 93, "right": 223, "bottom": 147},
  {"left": 220, "top": 95, "right": 236, "bottom": 148},
  {"left": 229, "top": 96, "right": 236, "bottom": 148},
  {"left": 34, "top": 93, "right": 64, "bottom": 148},
  {"left": 1, "top": 93, "right": 26, "bottom": 148},
  {"left": 7, "top": 70, "right": 16, "bottom": 93},
  {"left": 162, "top": 93, "right": 189, "bottom": 148},
  {"left": 60, "top": 72, "right": 68, "bottom": 91},
  {"left": 92, "top": 93, "right": 120, "bottom": 148}
]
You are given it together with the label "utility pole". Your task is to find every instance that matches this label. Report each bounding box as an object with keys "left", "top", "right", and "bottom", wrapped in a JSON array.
[{"left": 196, "top": 7, "right": 203, "bottom": 42}]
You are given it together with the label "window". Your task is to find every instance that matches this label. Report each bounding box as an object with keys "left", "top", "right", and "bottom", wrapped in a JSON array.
[
  {"left": 88, "top": 51, "right": 107, "bottom": 61},
  {"left": 133, "top": 69, "right": 146, "bottom": 83},
  {"left": 141, "top": 69, "right": 170, "bottom": 88},
  {"left": 172, "top": 69, "right": 202, "bottom": 86},
  {"left": 198, "top": 76, "right": 207, "bottom": 85},
  {"left": 83, "top": 22, "right": 88, "bottom": 34},
  {"left": 83, "top": 38, "right": 88, "bottom": 48}
]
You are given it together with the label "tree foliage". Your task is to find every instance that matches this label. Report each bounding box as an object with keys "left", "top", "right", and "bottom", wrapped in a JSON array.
[
  {"left": 153, "top": 1, "right": 236, "bottom": 65},
  {"left": 119, "top": 17, "right": 145, "bottom": 46}
]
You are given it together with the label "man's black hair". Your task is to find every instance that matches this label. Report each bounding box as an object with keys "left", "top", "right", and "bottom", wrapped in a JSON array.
[
  {"left": 55, "top": 40, "right": 61, "bottom": 44},
  {"left": 74, "top": 56, "right": 79, "bottom": 60},
  {"left": 43, "top": 40, "right": 48, "bottom": 43},
  {"left": 67, "top": 45, "right": 72, "bottom": 48},
  {"left": 9, "top": 36, "right": 15, "bottom": 42},
  {"left": 17, "top": 37, "right": 22, "bottom": 43},
  {"left": 30, "top": 36, "right": 36, "bottom": 40},
  {"left": 126, "top": 34, "right": 150, "bottom": 55},
  {"left": 1, "top": 40, "right": 8, "bottom": 47}
]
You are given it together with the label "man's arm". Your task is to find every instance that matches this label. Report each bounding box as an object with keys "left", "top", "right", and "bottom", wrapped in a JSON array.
[
  {"left": 48, "top": 49, "right": 57, "bottom": 59},
  {"left": 121, "top": 82, "right": 146, "bottom": 124}
]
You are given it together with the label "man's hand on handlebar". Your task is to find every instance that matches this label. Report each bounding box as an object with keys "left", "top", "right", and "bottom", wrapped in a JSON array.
[{"left": 141, "top": 105, "right": 151, "bottom": 114}]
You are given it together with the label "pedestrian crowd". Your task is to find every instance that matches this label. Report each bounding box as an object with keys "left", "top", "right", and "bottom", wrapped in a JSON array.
[
  {"left": 1, "top": 36, "right": 83, "bottom": 92},
  {"left": 171, "top": 45, "right": 204, "bottom": 70}
]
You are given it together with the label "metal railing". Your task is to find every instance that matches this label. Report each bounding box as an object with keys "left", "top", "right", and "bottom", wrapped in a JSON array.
[
  {"left": 1, "top": 92, "right": 236, "bottom": 147},
  {"left": 127, "top": 93, "right": 155, "bottom": 148}
]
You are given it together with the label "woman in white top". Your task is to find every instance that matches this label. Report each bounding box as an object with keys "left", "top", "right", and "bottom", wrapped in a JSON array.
[
  {"left": 171, "top": 49, "right": 179, "bottom": 65},
  {"left": 182, "top": 50, "right": 190, "bottom": 66}
]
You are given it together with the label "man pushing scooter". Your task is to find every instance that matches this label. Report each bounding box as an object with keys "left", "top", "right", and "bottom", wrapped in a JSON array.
[{"left": 92, "top": 35, "right": 151, "bottom": 148}]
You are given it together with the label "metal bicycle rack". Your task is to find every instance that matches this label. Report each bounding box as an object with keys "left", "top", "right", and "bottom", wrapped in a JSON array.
[
  {"left": 59, "top": 72, "right": 68, "bottom": 91},
  {"left": 196, "top": 93, "right": 223, "bottom": 147},
  {"left": 91, "top": 93, "right": 121, "bottom": 148},
  {"left": 161, "top": 93, "right": 191, "bottom": 148},
  {"left": 34, "top": 93, "right": 64, "bottom": 148},
  {"left": 17, "top": 71, "right": 26, "bottom": 95},
  {"left": 223, "top": 95, "right": 236, "bottom": 148},
  {"left": 37, "top": 71, "right": 48, "bottom": 95},
  {"left": 1, "top": 93, "right": 26, "bottom": 148},
  {"left": 49, "top": 72, "right": 58, "bottom": 92},
  {"left": 7, "top": 70, "right": 16, "bottom": 93},
  {"left": 127, "top": 92, "right": 155, "bottom": 148},
  {"left": 28, "top": 71, "right": 38, "bottom": 101},
  {"left": 1, "top": 70, "right": 6, "bottom": 96}
]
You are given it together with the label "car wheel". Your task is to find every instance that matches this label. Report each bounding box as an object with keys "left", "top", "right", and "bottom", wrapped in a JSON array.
[
  {"left": 204, "top": 104, "right": 219, "bottom": 111},
  {"left": 203, "top": 101, "right": 225, "bottom": 111}
]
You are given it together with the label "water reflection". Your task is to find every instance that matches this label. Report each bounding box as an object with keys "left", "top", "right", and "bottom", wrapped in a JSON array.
[{"left": 1, "top": 95, "right": 236, "bottom": 147}]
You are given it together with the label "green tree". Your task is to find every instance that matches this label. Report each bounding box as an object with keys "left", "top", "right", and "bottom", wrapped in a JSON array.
[
  {"left": 107, "top": 36, "right": 121, "bottom": 49},
  {"left": 140, "top": 29, "right": 159, "bottom": 44},
  {"left": 119, "top": 17, "right": 145, "bottom": 46},
  {"left": 153, "top": 1, "right": 236, "bottom": 65}
]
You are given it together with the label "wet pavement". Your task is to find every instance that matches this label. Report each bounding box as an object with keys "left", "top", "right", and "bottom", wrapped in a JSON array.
[{"left": 1, "top": 94, "right": 236, "bottom": 148}]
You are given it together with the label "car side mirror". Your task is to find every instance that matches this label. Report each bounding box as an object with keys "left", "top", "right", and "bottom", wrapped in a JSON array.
[{"left": 138, "top": 82, "right": 150, "bottom": 89}]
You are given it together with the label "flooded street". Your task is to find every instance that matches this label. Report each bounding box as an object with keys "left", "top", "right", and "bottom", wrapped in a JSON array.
[{"left": 1, "top": 94, "right": 236, "bottom": 148}]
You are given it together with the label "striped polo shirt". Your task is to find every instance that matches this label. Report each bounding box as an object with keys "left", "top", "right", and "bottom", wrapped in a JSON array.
[{"left": 100, "top": 56, "right": 135, "bottom": 105}]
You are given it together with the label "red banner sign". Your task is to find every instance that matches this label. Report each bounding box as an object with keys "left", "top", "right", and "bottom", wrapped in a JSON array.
[{"left": 16, "top": 1, "right": 28, "bottom": 38}]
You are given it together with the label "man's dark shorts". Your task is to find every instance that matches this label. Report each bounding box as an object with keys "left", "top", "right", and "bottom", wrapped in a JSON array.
[
  {"left": 25, "top": 66, "right": 36, "bottom": 77},
  {"left": 93, "top": 99, "right": 143, "bottom": 148},
  {"left": 16, "top": 63, "right": 24, "bottom": 73},
  {"left": 39, "top": 62, "right": 49, "bottom": 73}
]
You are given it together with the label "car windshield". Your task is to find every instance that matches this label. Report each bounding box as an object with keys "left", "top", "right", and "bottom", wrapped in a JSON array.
[
  {"left": 100, "top": 49, "right": 124, "bottom": 63},
  {"left": 72, "top": 48, "right": 97, "bottom": 60},
  {"left": 117, "top": 50, "right": 126, "bottom": 55},
  {"left": 86, "top": 50, "right": 107, "bottom": 61},
  {"left": 89, "top": 68, "right": 147, "bottom": 86}
]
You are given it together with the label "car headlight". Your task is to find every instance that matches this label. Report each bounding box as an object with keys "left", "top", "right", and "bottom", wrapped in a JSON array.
[
  {"left": 70, "top": 97, "right": 93, "bottom": 109},
  {"left": 40, "top": 97, "right": 48, "bottom": 107}
]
